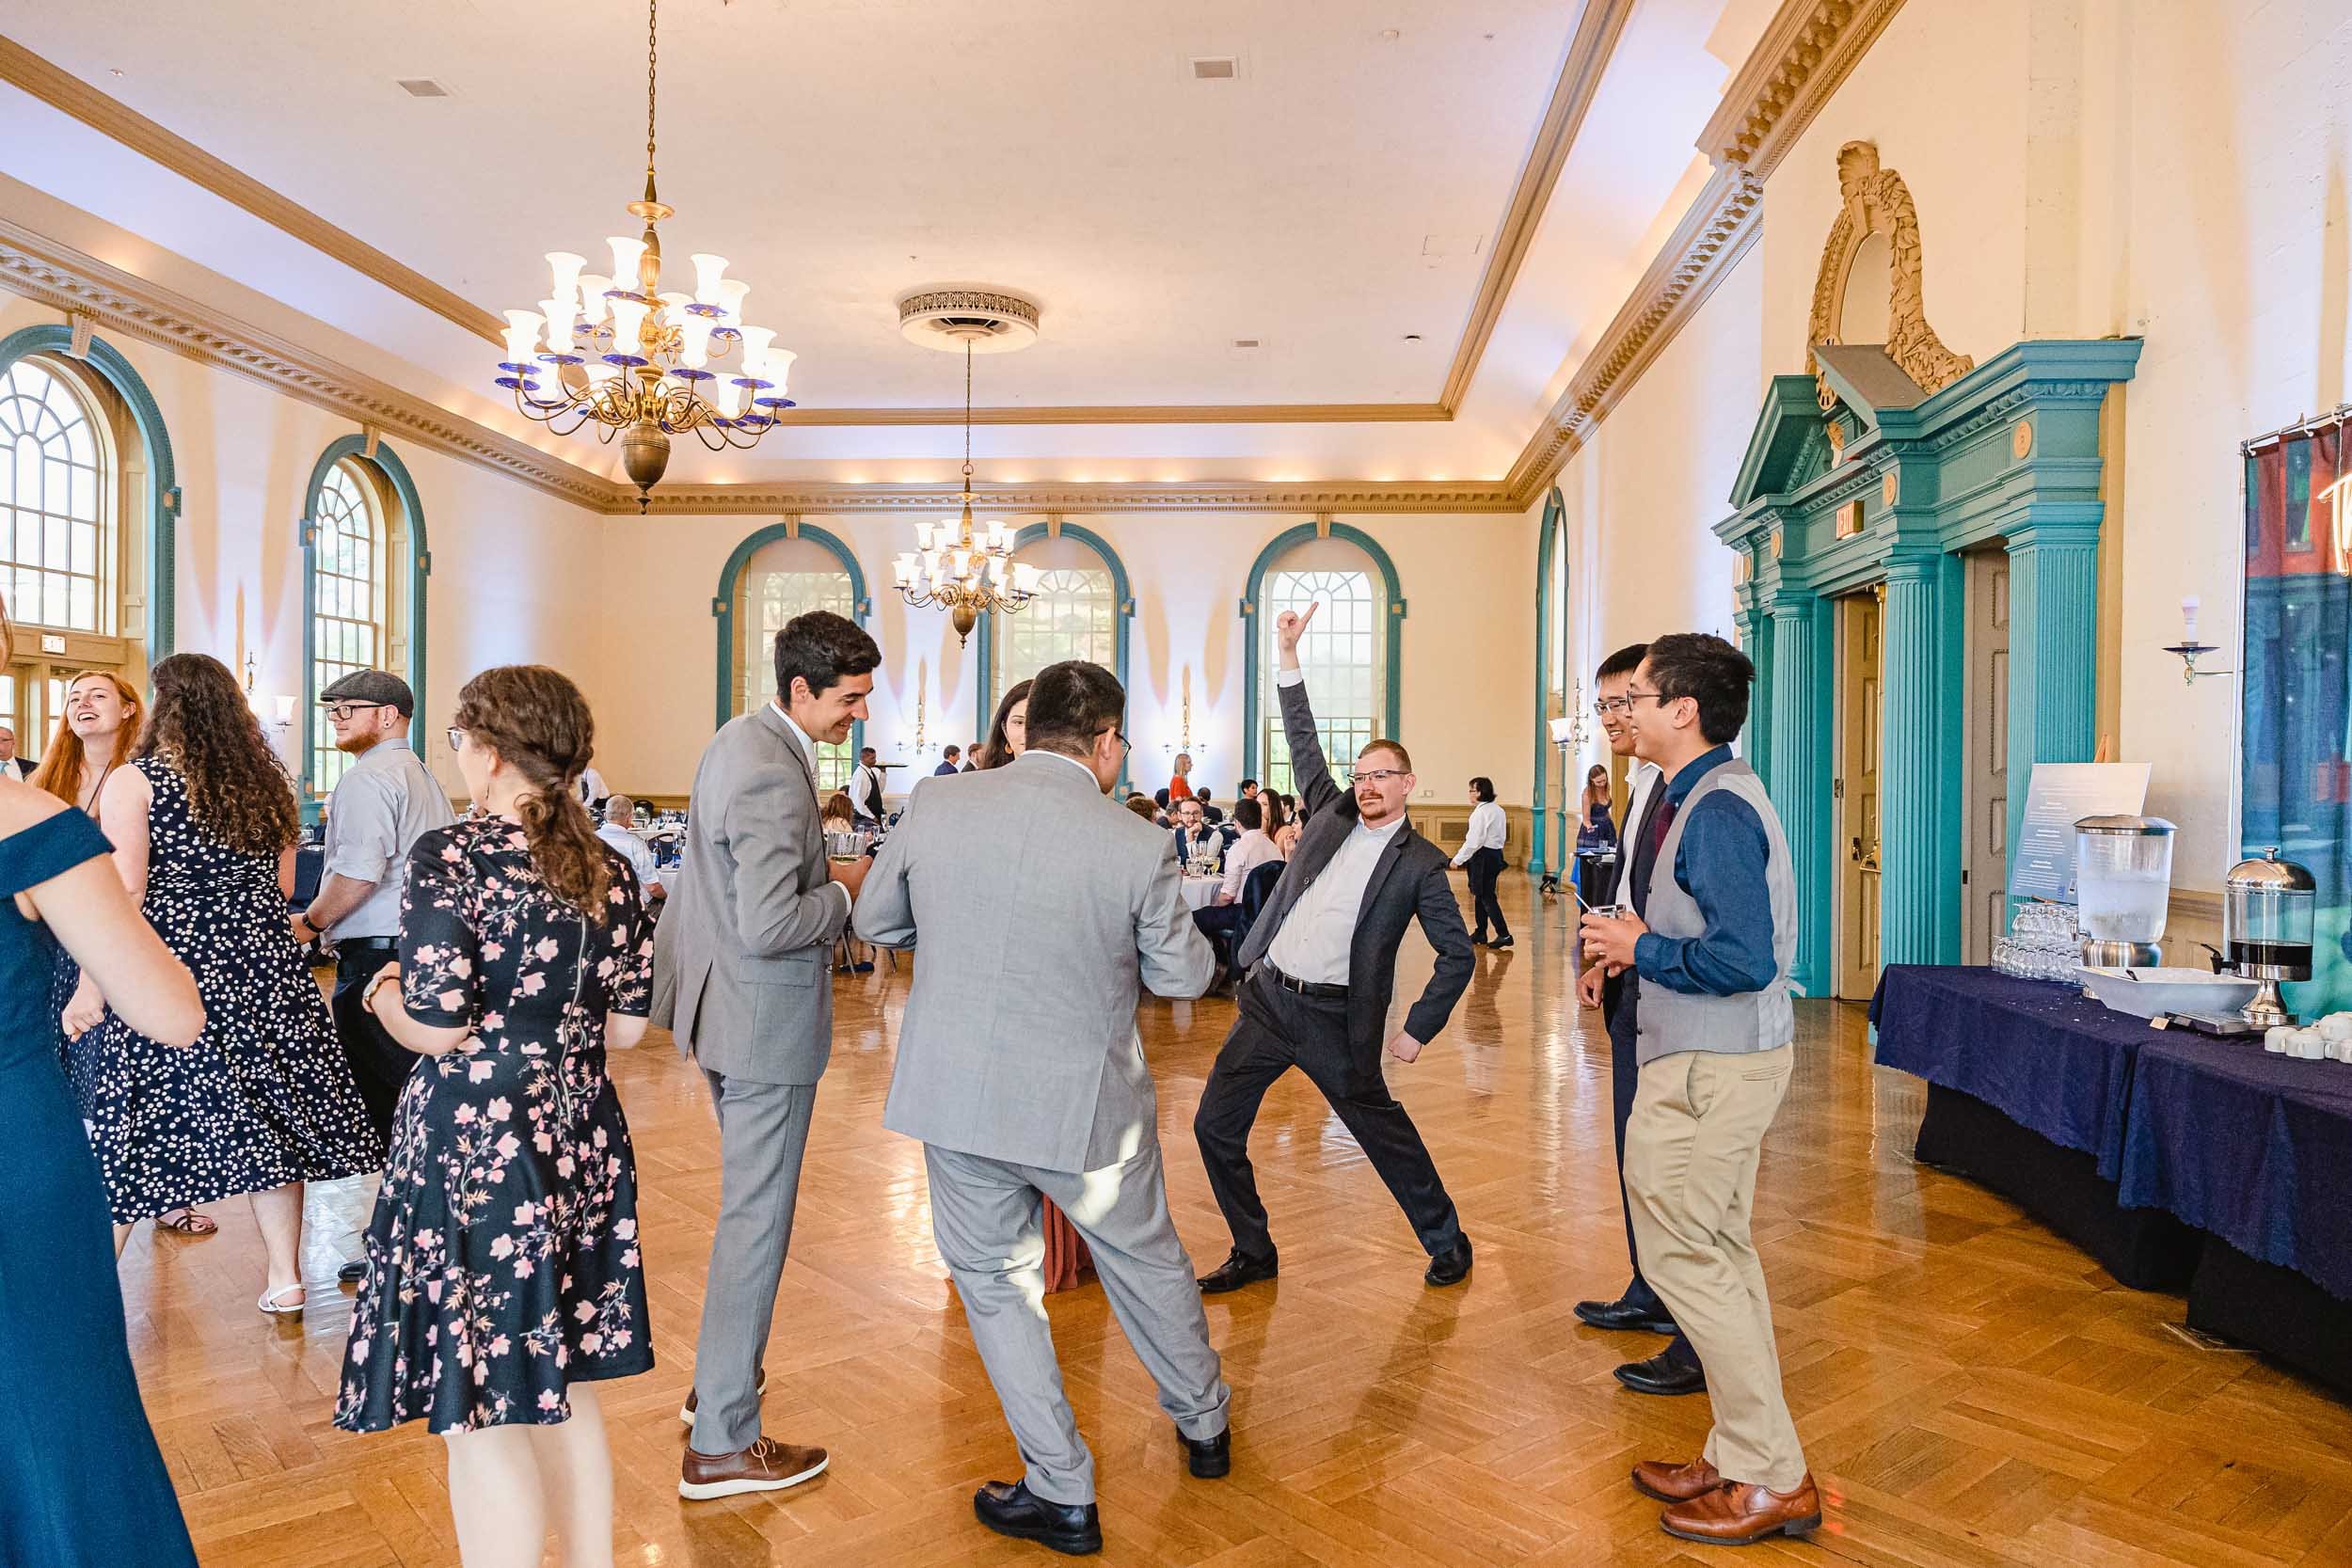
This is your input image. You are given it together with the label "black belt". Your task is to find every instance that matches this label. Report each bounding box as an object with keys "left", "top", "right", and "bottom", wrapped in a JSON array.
[
  {"left": 1262, "top": 965, "right": 1348, "bottom": 1001},
  {"left": 335, "top": 936, "right": 399, "bottom": 955}
]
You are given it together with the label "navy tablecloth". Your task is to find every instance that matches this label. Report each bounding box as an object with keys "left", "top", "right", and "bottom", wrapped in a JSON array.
[
  {"left": 2119, "top": 1034, "right": 2352, "bottom": 1304},
  {"left": 1869, "top": 965, "right": 2156, "bottom": 1180}
]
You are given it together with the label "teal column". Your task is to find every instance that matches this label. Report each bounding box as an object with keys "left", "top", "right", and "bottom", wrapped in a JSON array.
[
  {"left": 2004, "top": 519, "right": 2103, "bottom": 864},
  {"left": 1734, "top": 601, "right": 1773, "bottom": 785},
  {"left": 1879, "top": 554, "right": 1948, "bottom": 967},
  {"left": 1766, "top": 595, "right": 1831, "bottom": 998}
]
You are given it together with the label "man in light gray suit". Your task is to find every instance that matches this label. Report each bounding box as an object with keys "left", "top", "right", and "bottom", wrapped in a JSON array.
[
  {"left": 653, "top": 610, "right": 878, "bottom": 1501},
  {"left": 856, "top": 658, "right": 1231, "bottom": 1558}
]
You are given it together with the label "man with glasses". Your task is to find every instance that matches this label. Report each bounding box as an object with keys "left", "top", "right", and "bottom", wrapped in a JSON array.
[
  {"left": 1579, "top": 633, "right": 1817, "bottom": 1545},
  {"left": 294, "top": 671, "right": 453, "bottom": 1282},
  {"left": 1192, "top": 602, "right": 1476, "bottom": 1292},
  {"left": 1571, "top": 643, "right": 1705, "bottom": 1397}
]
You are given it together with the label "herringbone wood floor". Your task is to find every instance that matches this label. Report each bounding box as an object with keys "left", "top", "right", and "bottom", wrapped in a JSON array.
[{"left": 118, "top": 881, "right": 2352, "bottom": 1566}]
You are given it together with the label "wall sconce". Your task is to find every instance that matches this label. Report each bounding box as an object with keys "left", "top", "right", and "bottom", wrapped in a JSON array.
[
  {"left": 2163, "top": 595, "right": 2234, "bottom": 685},
  {"left": 1163, "top": 665, "right": 1207, "bottom": 755},
  {"left": 1549, "top": 679, "right": 1590, "bottom": 752}
]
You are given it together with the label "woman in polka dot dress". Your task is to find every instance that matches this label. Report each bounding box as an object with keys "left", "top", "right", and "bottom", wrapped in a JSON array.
[{"left": 72, "top": 654, "right": 381, "bottom": 1314}]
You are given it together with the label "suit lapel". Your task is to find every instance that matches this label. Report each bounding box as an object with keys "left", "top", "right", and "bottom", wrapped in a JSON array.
[
  {"left": 755, "top": 705, "right": 822, "bottom": 816},
  {"left": 1354, "top": 821, "right": 1414, "bottom": 927}
]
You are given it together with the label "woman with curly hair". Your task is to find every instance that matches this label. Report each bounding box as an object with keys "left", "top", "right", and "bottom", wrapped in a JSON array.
[
  {"left": 72, "top": 653, "right": 380, "bottom": 1312},
  {"left": 335, "top": 665, "right": 655, "bottom": 1568}
]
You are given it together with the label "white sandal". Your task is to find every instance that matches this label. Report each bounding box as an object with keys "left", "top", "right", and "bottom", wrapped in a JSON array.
[{"left": 257, "top": 1283, "right": 308, "bottom": 1316}]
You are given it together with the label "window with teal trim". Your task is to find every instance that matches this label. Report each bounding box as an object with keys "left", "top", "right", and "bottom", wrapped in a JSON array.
[
  {"left": 735, "top": 538, "right": 855, "bottom": 792},
  {"left": 310, "top": 460, "right": 384, "bottom": 794},
  {"left": 1261, "top": 561, "right": 1379, "bottom": 797},
  {"left": 995, "top": 563, "right": 1113, "bottom": 710},
  {"left": 0, "top": 357, "right": 113, "bottom": 634}
]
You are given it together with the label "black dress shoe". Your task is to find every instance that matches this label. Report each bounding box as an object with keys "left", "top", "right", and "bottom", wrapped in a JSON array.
[
  {"left": 1489, "top": 934, "right": 1515, "bottom": 950},
  {"left": 337, "top": 1259, "right": 367, "bottom": 1285},
  {"left": 1471, "top": 933, "right": 1489, "bottom": 946},
  {"left": 1574, "top": 1295, "right": 1678, "bottom": 1336},
  {"left": 973, "top": 1480, "right": 1102, "bottom": 1556},
  {"left": 1424, "top": 1238, "right": 1473, "bottom": 1287},
  {"left": 1197, "top": 1249, "right": 1279, "bottom": 1293},
  {"left": 1614, "top": 1349, "right": 1707, "bottom": 1397},
  {"left": 1180, "top": 1424, "right": 1231, "bottom": 1479}
]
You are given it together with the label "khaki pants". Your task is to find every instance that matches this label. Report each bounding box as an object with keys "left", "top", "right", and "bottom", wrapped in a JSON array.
[{"left": 1624, "top": 1045, "right": 1804, "bottom": 1492}]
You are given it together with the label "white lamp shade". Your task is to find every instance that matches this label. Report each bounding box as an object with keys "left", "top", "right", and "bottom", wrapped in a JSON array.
[
  {"left": 679, "top": 314, "right": 718, "bottom": 369},
  {"left": 892, "top": 554, "right": 914, "bottom": 586},
  {"left": 736, "top": 325, "right": 775, "bottom": 374},
  {"left": 915, "top": 522, "right": 936, "bottom": 551},
  {"left": 539, "top": 299, "right": 575, "bottom": 354},
  {"left": 712, "top": 375, "right": 744, "bottom": 419},
  {"left": 1548, "top": 716, "right": 1577, "bottom": 743},
  {"left": 546, "top": 250, "right": 586, "bottom": 304},
  {"left": 609, "top": 297, "right": 650, "bottom": 356},
  {"left": 764, "top": 347, "right": 797, "bottom": 394},
  {"left": 1013, "top": 562, "right": 1043, "bottom": 594},
  {"left": 605, "top": 234, "right": 647, "bottom": 289},
  {"left": 657, "top": 291, "right": 694, "bottom": 328},
  {"left": 575, "top": 274, "right": 612, "bottom": 325},
  {"left": 690, "top": 252, "right": 729, "bottom": 306},
  {"left": 501, "top": 309, "right": 543, "bottom": 362},
  {"left": 714, "top": 278, "right": 750, "bottom": 323}
]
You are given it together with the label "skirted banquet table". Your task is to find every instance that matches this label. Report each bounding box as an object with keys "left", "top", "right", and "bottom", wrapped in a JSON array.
[{"left": 1871, "top": 965, "right": 2352, "bottom": 1396}]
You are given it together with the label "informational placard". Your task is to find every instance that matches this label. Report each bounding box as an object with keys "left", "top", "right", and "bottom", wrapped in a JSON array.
[{"left": 2008, "top": 762, "right": 2153, "bottom": 901}]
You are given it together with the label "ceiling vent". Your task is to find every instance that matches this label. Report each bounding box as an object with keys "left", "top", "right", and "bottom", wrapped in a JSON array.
[
  {"left": 1190, "top": 55, "right": 1241, "bottom": 80},
  {"left": 898, "top": 288, "right": 1042, "bottom": 355},
  {"left": 396, "top": 78, "right": 450, "bottom": 98}
]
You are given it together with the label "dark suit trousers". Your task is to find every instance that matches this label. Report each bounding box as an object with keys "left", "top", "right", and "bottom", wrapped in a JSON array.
[
  {"left": 330, "top": 939, "right": 414, "bottom": 1146},
  {"left": 1607, "top": 980, "right": 1697, "bottom": 1368},
  {"left": 1466, "top": 847, "right": 1509, "bottom": 941},
  {"left": 1193, "top": 970, "right": 1464, "bottom": 1260}
]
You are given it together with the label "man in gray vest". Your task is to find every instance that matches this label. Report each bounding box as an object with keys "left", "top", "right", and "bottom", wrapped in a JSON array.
[
  {"left": 856, "top": 659, "right": 1227, "bottom": 1557},
  {"left": 1579, "top": 632, "right": 1820, "bottom": 1547}
]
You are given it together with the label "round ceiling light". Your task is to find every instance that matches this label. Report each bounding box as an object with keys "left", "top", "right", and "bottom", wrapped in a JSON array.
[{"left": 898, "top": 289, "right": 1042, "bottom": 354}]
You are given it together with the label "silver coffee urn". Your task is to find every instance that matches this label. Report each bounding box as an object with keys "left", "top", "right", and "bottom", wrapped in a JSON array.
[{"left": 2225, "top": 848, "right": 2317, "bottom": 1027}]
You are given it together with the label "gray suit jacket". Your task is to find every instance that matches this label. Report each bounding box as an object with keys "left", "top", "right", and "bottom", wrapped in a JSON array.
[
  {"left": 1236, "top": 675, "right": 1474, "bottom": 1057},
  {"left": 855, "top": 751, "right": 1215, "bottom": 1173},
  {"left": 651, "top": 705, "right": 850, "bottom": 1084}
]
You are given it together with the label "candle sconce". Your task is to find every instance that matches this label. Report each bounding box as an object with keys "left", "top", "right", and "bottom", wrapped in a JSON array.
[
  {"left": 1163, "top": 666, "right": 1207, "bottom": 755},
  {"left": 1548, "top": 680, "right": 1591, "bottom": 752},
  {"left": 2164, "top": 595, "right": 2234, "bottom": 685}
]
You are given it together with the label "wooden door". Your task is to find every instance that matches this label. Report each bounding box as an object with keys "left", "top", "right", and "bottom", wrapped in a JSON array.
[
  {"left": 1962, "top": 551, "right": 2011, "bottom": 963},
  {"left": 1836, "top": 591, "right": 1884, "bottom": 999}
]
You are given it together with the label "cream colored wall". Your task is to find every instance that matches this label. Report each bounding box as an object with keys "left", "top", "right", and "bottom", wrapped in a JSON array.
[
  {"left": 591, "top": 511, "right": 1534, "bottom": 808},
  {"left": 0, "top": 292, "right": 605, "bottom": 803}
]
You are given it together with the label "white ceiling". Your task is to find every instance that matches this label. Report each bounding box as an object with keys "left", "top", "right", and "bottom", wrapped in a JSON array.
[{"left": 0, "top": 0, "right": 1770, "bottom": 484}]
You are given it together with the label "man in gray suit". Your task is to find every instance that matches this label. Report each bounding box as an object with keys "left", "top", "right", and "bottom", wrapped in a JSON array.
[
  {"left": 653, "top": 609, "right": 878, "bottom": 1501},
  {"left": 856, "top": 658, "right": 1231, "bottom": 1558},
  {"left": 1192, "top": 603, "right": 1477, "bottom": 1292}
]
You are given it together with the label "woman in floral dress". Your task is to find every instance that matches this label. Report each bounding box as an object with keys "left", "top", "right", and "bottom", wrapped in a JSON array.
[{"left": 336, "top": 664, "right": 653, "bottom": 1568}]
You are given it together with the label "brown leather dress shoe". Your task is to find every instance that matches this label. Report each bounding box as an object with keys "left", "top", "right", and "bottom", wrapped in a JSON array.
[
  {"left": 1659, "top": 1473, "right": 1821, "bottom": 1544},
  {"left": 677, "top": 1436, "right": 830, "bottom": 1500},
  {"left": 1630, "top": 1456, "right": 1722, "bottom": 1502}
]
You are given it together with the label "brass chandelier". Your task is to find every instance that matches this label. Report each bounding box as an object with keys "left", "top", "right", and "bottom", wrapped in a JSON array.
[
  {"left": 493, "top": 0, "right": 797, "bottom": 511},
  {"left": 892, "top": 341, "right": 1041, "bottom": 645}
]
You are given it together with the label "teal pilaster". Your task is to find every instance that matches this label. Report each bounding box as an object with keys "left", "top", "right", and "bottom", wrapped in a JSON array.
[
  {"left": 1733, "top": 595, "right": 1773, "bottom": 785},
  {"left": 1878, "top": 554, "right": 1953, "bottom": 967},
  {"left": 1765, "top": 595, "right": 1832, "bottom": 997},
  {"left": 2004, "top": 518, "right": 2104, "bottom": 868},
  {"left": 1530, "top": 490, "right": 1564, "bottom": 881}
]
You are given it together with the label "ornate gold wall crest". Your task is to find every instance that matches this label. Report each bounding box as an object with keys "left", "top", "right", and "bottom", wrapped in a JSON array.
[{"left": 1806, "top": 141, "right": 1972, "bottom": 406}]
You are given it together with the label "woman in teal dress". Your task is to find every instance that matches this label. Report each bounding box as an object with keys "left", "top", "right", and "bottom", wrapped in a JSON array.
[{"left": 0, "top": 627, "right": 208, "bottom": 1562}]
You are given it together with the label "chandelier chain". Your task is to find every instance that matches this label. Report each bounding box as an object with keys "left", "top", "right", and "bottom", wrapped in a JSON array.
[
  {"left": 963, "top": 341, "right": 974, "bottom": 483},
  {"left": 645, "top": 0, "right": 659, "bottom": 175}
]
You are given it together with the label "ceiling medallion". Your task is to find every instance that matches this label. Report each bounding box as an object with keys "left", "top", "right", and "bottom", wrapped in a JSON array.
[
  {"left": 892, "top": 295, "right": 1045, "bottom": 644},
  {"left": 493, "top": 0, "right": 800, "bottom": 512}
]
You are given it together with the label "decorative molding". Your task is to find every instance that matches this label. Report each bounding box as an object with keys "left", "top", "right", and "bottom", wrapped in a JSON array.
[
  {"left": 1807, "top": 141, "right": 1973, "bottom": 401},
  {"left": 635, "top": 479, "right": 1524, "bottom": 516},
  {"left": 0, "top": 34, "right": 504, "bottom": 344},
  {"left": 1438, "top": 0, "right": 1637, "bottom": 411},
  {"left": 1696, "top": 0, "right": 1909, "bottom": 178}
]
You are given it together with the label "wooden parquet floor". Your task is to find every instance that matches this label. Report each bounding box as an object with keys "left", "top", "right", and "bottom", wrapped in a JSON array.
[{"left": 119, "top": 882, "right": 2352, "bottom": 1567}]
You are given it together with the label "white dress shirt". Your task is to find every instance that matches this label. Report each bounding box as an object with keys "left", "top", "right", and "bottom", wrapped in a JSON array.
[
  {"left": 1450, "top": 800, "right": 1508, "bottom": 865},
  {"left": 850, "top": 759, "right": 886, "bottom": 821},
  {"left": 773, "top": 702, "right": 853, "bottom": 918},
  {"left": 1217, "top": 827, "right": 1281, "bottom": 903},
  {"left": 596, "top": 820, "right": 662, "bottom": 895},
  {"left": 1265, "top": 812, "right": 1406, "bottom": 985}
]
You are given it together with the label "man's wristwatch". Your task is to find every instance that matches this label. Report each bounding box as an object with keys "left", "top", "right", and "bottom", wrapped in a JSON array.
[{"left": 292, "top": 912, "right": 318, "bottom": 942}]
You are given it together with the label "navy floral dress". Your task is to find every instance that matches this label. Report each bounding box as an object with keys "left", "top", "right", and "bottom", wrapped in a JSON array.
[{"left": 335, "top": 818, "right": 655, "bottom": 1434}]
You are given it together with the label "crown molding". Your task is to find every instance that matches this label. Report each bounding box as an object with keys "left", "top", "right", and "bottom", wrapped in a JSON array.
[
  {"left": 0, "top": 214, "right": 622, "bottom": 509},
  {"left": 1696, "top": 0, "right": 1908, "bottom": 178},
  {"left": 1438, "top": 0, "right": 1637, "bottom": 412},
  {"left": 0, "top": 12, "right": 1629, "bottom": 427},
  {"left": 637, "top": 480, "right": 1524, "bottom": 517}
]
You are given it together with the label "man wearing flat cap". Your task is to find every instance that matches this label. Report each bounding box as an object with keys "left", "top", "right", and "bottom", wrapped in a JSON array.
[{"left": 294, "top": 671, "right": 453, "bottom": 1281}]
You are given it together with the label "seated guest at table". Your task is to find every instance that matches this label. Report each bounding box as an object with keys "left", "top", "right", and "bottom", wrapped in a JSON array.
[
  {"left": 821, "top": 791, "right": 856, "bottom": 835},
  {"left": 1172, "top": 799, "right": 1223, "bottom": 871},
  {"left": 1197, "top": 789, "right": 1225, "bottom": 827},
  {"left": 1578, "top": 633, "right": 1818, "bottom": 1547},
  {"left": 1124, "top": 793, "right": 1160, "bottom": 823},
  {"left": 0, "top": 723, "right": 30, "bottom": 780},
  {"left": 1237, "top": 778, "right": 1259, "bottom": 804},
  {"left": 597, "top": 794, "right": 664, "bottom": 903},
  {"left": 1193, "top": 800, "right": 1280, "bottom": 955},
  {"left": 935, "top": 745, "right": 962, "bottom": 777}
]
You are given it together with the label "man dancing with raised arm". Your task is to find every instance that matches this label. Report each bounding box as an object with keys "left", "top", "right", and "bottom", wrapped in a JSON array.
[{"left": 1191, "top": 602, "right": 1477, "bottom": 1292}]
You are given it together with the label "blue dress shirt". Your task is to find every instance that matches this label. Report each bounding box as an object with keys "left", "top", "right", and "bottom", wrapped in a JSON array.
[{"left": 1631, "top": 745, "right": 1780, "bottom": 997}]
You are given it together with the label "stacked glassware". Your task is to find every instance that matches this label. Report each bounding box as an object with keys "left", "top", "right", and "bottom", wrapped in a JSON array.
[{"left": 1992, "top": 901, "right": 2084, "bottom": 981}]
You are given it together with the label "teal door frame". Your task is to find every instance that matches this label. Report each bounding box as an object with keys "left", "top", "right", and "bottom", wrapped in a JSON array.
[
  {"left": 973, "top": 521, "right": 1135, "bottom": 790},
  {"left": 1715, "top": 338, "right": 2142, "bottom": 996},
  {"left": 1239, "top": 521, "right": 1406, "bottom": 784},
  {"left": 299, "top": 436, "right": 430, "bottom": 821},
  {"left": 711, "top": 522, "right": 871, "bottom": 761}
]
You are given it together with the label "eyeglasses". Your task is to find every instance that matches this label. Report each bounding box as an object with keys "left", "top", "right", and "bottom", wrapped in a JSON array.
[
  {"left": 325, "top": 701, "right": 391, "bottom": 722},
  {"left": 1348, "top": 768, "right": 1407, "bottom": 786},
  {"left": 1095, "top": 727, "right": 1131, "bottom": 753},
  {"left": 1619, "top": 688, "right": 1676, "bottom": 707},
  {"left": 445, "top": 726, "right": 469, "bottom": 752},
  {"left": 1591, "top": 696, "right": 1632, "bottom": 716}
]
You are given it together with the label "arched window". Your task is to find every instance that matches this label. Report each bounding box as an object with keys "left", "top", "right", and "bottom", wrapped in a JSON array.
[
  {"left": 299, "top": 436, "right": 426, "bottom": 812},
  {"left": 310, "top": 460, "right": 383, "bottom": 793},
  {"left": 0, "top": 345, "right": 157, "bottom": 758},
  {"left": 973, "top": 524, "right": 1134, "bottom": 774},
  {"left": 712, "top": 522, "right": 870, "bottom": 793},
  {"left": 1241, "top": 524, "right": 1402, "bottom": 795}
]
